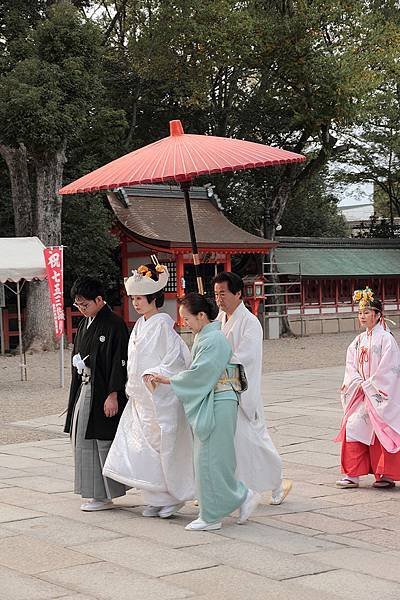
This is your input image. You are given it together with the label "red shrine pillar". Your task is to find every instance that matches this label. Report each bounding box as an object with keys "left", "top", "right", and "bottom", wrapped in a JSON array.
[{"left": 224, "top": 253, "right": 232, "bottom": 272}]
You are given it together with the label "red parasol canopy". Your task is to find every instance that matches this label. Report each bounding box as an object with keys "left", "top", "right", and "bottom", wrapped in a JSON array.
[
  {"left": 59, "top": 120, "right": 305, "bottom": 294},
  {"left": 59, "top": 120, "right": 305, "bottom": 195}
]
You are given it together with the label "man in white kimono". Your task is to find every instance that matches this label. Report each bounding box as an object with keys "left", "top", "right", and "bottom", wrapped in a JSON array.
[{"left": 213, "top": 271, "right": 292, "bottom": 504}]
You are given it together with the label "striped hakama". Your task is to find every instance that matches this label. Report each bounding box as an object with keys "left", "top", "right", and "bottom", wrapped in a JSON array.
[{"left": 72, "top": 368, "right": 126, "bottom": 500}]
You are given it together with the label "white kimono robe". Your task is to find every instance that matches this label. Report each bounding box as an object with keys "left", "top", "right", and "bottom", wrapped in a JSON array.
[
  {"left": 337, "top": 323, "right": 400, "bottom": 452},
  {"left": 103, "top": 313, "right": 195, "bottom": 504},
  {"left": 217, "top": 302, "right": 282, "bottom": 492}
]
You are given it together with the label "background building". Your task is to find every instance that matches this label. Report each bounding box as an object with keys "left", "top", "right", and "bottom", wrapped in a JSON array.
[{"left": 273, "top": 237, "right": 400, "bottom": 334}]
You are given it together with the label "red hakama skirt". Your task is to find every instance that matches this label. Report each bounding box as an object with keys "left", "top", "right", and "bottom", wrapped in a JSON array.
[{"left": 341, "top": 436, "right": 400, "bottom": 480}]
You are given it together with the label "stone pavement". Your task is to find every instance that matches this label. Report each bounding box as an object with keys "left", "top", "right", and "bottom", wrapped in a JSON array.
[{"left": 2, "top": 366, "right": 400, "bottom": 599}]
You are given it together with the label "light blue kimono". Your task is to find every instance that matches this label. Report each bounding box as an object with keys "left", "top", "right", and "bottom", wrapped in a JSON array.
[{"left": 171, "top": 321, "right": 247, "bottom": 523}]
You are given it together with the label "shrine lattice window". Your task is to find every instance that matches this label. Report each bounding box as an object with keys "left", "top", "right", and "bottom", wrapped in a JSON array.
[{"left": 163, "top": 261, "right": 177, "bottom": 292}]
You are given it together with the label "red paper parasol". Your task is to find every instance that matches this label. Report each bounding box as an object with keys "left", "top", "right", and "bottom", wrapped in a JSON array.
[{"left": 59, "top": 120, "right": 305, "bottom": 293}]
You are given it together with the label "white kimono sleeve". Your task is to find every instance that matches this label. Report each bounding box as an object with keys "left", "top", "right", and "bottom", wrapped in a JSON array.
[
  {"left": 142, "top": 322, "right": 191, "bottom": 381},
  {"left": 231, "top": 318, "right": 263, "bottom": 421},
  {"left": 341, "top": 338, "right": 363, "bottom": 410}
]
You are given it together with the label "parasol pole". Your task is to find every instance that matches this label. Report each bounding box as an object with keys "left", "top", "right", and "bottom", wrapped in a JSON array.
[{"left": 181, "top": 181, "right": 204, "bottom": 295}]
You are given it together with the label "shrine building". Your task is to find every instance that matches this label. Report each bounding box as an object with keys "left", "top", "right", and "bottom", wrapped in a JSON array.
[
  {"left": 274, "top": 236, "right": 400, "bottom": 334},
  {"left": 108, "top": 184, "right": 274, "bottom": 327}
]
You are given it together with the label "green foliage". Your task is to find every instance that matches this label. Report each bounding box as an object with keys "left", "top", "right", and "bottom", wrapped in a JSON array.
[
  {"left": 279, "top": 177, "right": 349, "bottom": 238},
  {"left": 219, "top": 169, "right": 348, "bottom": 238},
  {"left": 64, "top": 107, "right": 128, "bottom": 182},
  {"left": 61, "top": 196, "right": 120, "bottom": 304},
  {"left": 334, "top": 82, "right": 400, "bottom": 219},
  {"left": 0, "top": 1, "right": 125, "bottom": 308},
  {"left": 373, "top": 183, "right": 395, "bottom": 218},
  {"left": 0, "top": 162, "right": 14, "bottom": 237},
  {"left": 1, "top": 0, "right": 399, "bottom": 307},
  {"left": 333, "top": 2, "right": 400, "bottom": 220},
  {"left": 356, "top": 214, "right": 400, "bottom": 238},
  {"left": 0, "top": 3, "right": 105, "bottom": 153},
  {"left": 65, "top": 0, "right": 400, "bottom": 243}
]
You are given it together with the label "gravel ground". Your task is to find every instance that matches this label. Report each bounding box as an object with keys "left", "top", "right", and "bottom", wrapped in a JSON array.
[
  {"left": 0, "top": 349, "right": 69, "bottom": 444},
  {"left": 1, "top": 328, "right": 400, "bottom": 445}
]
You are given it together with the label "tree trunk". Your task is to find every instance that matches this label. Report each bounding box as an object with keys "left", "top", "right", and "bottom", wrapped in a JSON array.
[
  {"left": 34, "top": 147, "right": 65, "bottom": 246},
  {"left": 267, "top": 247, "right": 296, "bottom": 338},
  {"left": 24, "top": 146, "right": 66, "bottom": 351},
  {"left": 0, "top": 143, "right": 33, "bottom": 236},
  {"left": 24, "top": 279, "right": 55, "bottom": 351},
  {"left": 264, "top": 177, "right": 296, "bottom": 337}
]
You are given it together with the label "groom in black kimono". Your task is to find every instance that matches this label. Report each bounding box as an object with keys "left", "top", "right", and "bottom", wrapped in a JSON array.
[{"left": 65, "top": 276, "right": 129, "bottom": 511}]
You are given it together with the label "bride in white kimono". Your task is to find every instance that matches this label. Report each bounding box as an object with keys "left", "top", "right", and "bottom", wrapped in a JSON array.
[{"left": 103, "top": 261, "right": 194, "bottom": 517}]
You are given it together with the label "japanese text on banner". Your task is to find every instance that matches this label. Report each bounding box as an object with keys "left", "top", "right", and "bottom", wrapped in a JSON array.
[{"left": 44, "top": 247, "right": 64, "bottom": 337}]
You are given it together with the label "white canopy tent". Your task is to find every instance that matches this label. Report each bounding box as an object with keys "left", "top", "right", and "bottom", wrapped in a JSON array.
[{"left": 0, "top": 237, "right": 47, "bottom": 380}]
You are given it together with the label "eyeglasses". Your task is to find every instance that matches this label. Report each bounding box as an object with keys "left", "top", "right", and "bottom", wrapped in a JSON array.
[{"left": 73, "top": 301, "right": 93, "bottom": 310}]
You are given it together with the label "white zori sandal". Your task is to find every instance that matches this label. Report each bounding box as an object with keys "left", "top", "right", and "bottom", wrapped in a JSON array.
[
  {"left": 335, "top": 477, "right": 359, "bottom": 489},
  {"left": 270, "top": 479, "right": 293, "bottom": 505}
]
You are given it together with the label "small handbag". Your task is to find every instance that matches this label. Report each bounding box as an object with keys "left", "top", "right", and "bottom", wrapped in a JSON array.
[{"left": 237, "top": 364, "right": 248, "bottom": 393}]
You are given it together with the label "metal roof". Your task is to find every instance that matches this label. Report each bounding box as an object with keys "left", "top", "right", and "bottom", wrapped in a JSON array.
[
  {"left": 275, "top": 238, "right": 400, "bottom": 277},
  {"left": 276, "top": 236, "right": 400, "bottom": 249}
]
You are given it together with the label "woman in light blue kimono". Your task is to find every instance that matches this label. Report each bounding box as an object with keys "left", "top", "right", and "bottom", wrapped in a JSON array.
[{"left": 151, "top": 292, "right": 261, "bottom": 531}]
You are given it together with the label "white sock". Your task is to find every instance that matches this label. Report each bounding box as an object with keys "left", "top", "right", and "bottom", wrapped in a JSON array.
[
  {"left": 344, "top": 475, "right": 359, "bottom": 483},
  {"left": 272, "top": 483, "right": 282, "bottom": 496}
]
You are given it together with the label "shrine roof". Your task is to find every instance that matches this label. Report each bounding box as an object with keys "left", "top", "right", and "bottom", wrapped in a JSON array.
[
  {"left": 107, "top": 184, "right": 273, "bottom": 252},
  {"left": 275, "top": 237, "right": 400, "bottom": 277}
]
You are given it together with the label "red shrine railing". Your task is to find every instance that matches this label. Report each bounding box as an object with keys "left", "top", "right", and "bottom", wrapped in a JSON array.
[{"left": 1, "top": 306, "right": 123, "bottom": 352}]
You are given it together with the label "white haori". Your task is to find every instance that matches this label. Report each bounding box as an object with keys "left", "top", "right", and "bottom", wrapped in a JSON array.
[
  {"left": 340, "top": 323, "right": 400, "bottom": 448},
  {"left": 103, "top": 312, "right": 195, "bottom": 502},
  {"left": 217, "top": 302, "right": 282, "bottom": 492}
]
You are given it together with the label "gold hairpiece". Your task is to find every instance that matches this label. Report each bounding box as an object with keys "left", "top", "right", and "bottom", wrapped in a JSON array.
[
  {"left": 150, "top": 254, "right": 166, "bottom": 273},
  {"left": 353, "top": 287, "right": 374, "bottom": 309},
  {"left": 136, "top": 259, "right": 166, "bottom": 280}
]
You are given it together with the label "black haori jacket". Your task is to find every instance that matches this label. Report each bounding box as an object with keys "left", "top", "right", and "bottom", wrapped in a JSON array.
[{"left": 64, "top": 304, "right": 129, "bottom": 440}]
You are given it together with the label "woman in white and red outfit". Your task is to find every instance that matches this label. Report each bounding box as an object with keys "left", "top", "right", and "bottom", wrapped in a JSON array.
[{"left": 336, "top": 287, "right": 400, "bottom": 489}]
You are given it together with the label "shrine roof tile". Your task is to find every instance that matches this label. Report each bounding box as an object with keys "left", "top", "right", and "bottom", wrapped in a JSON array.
[{"left": 108, "top": 186, "right": 273, "bottom": 250}]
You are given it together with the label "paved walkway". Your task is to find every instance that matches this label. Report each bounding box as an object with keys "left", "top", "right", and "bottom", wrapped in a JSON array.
[{"left": 1, "top": 366, "right": 400, "bottom": 599}]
